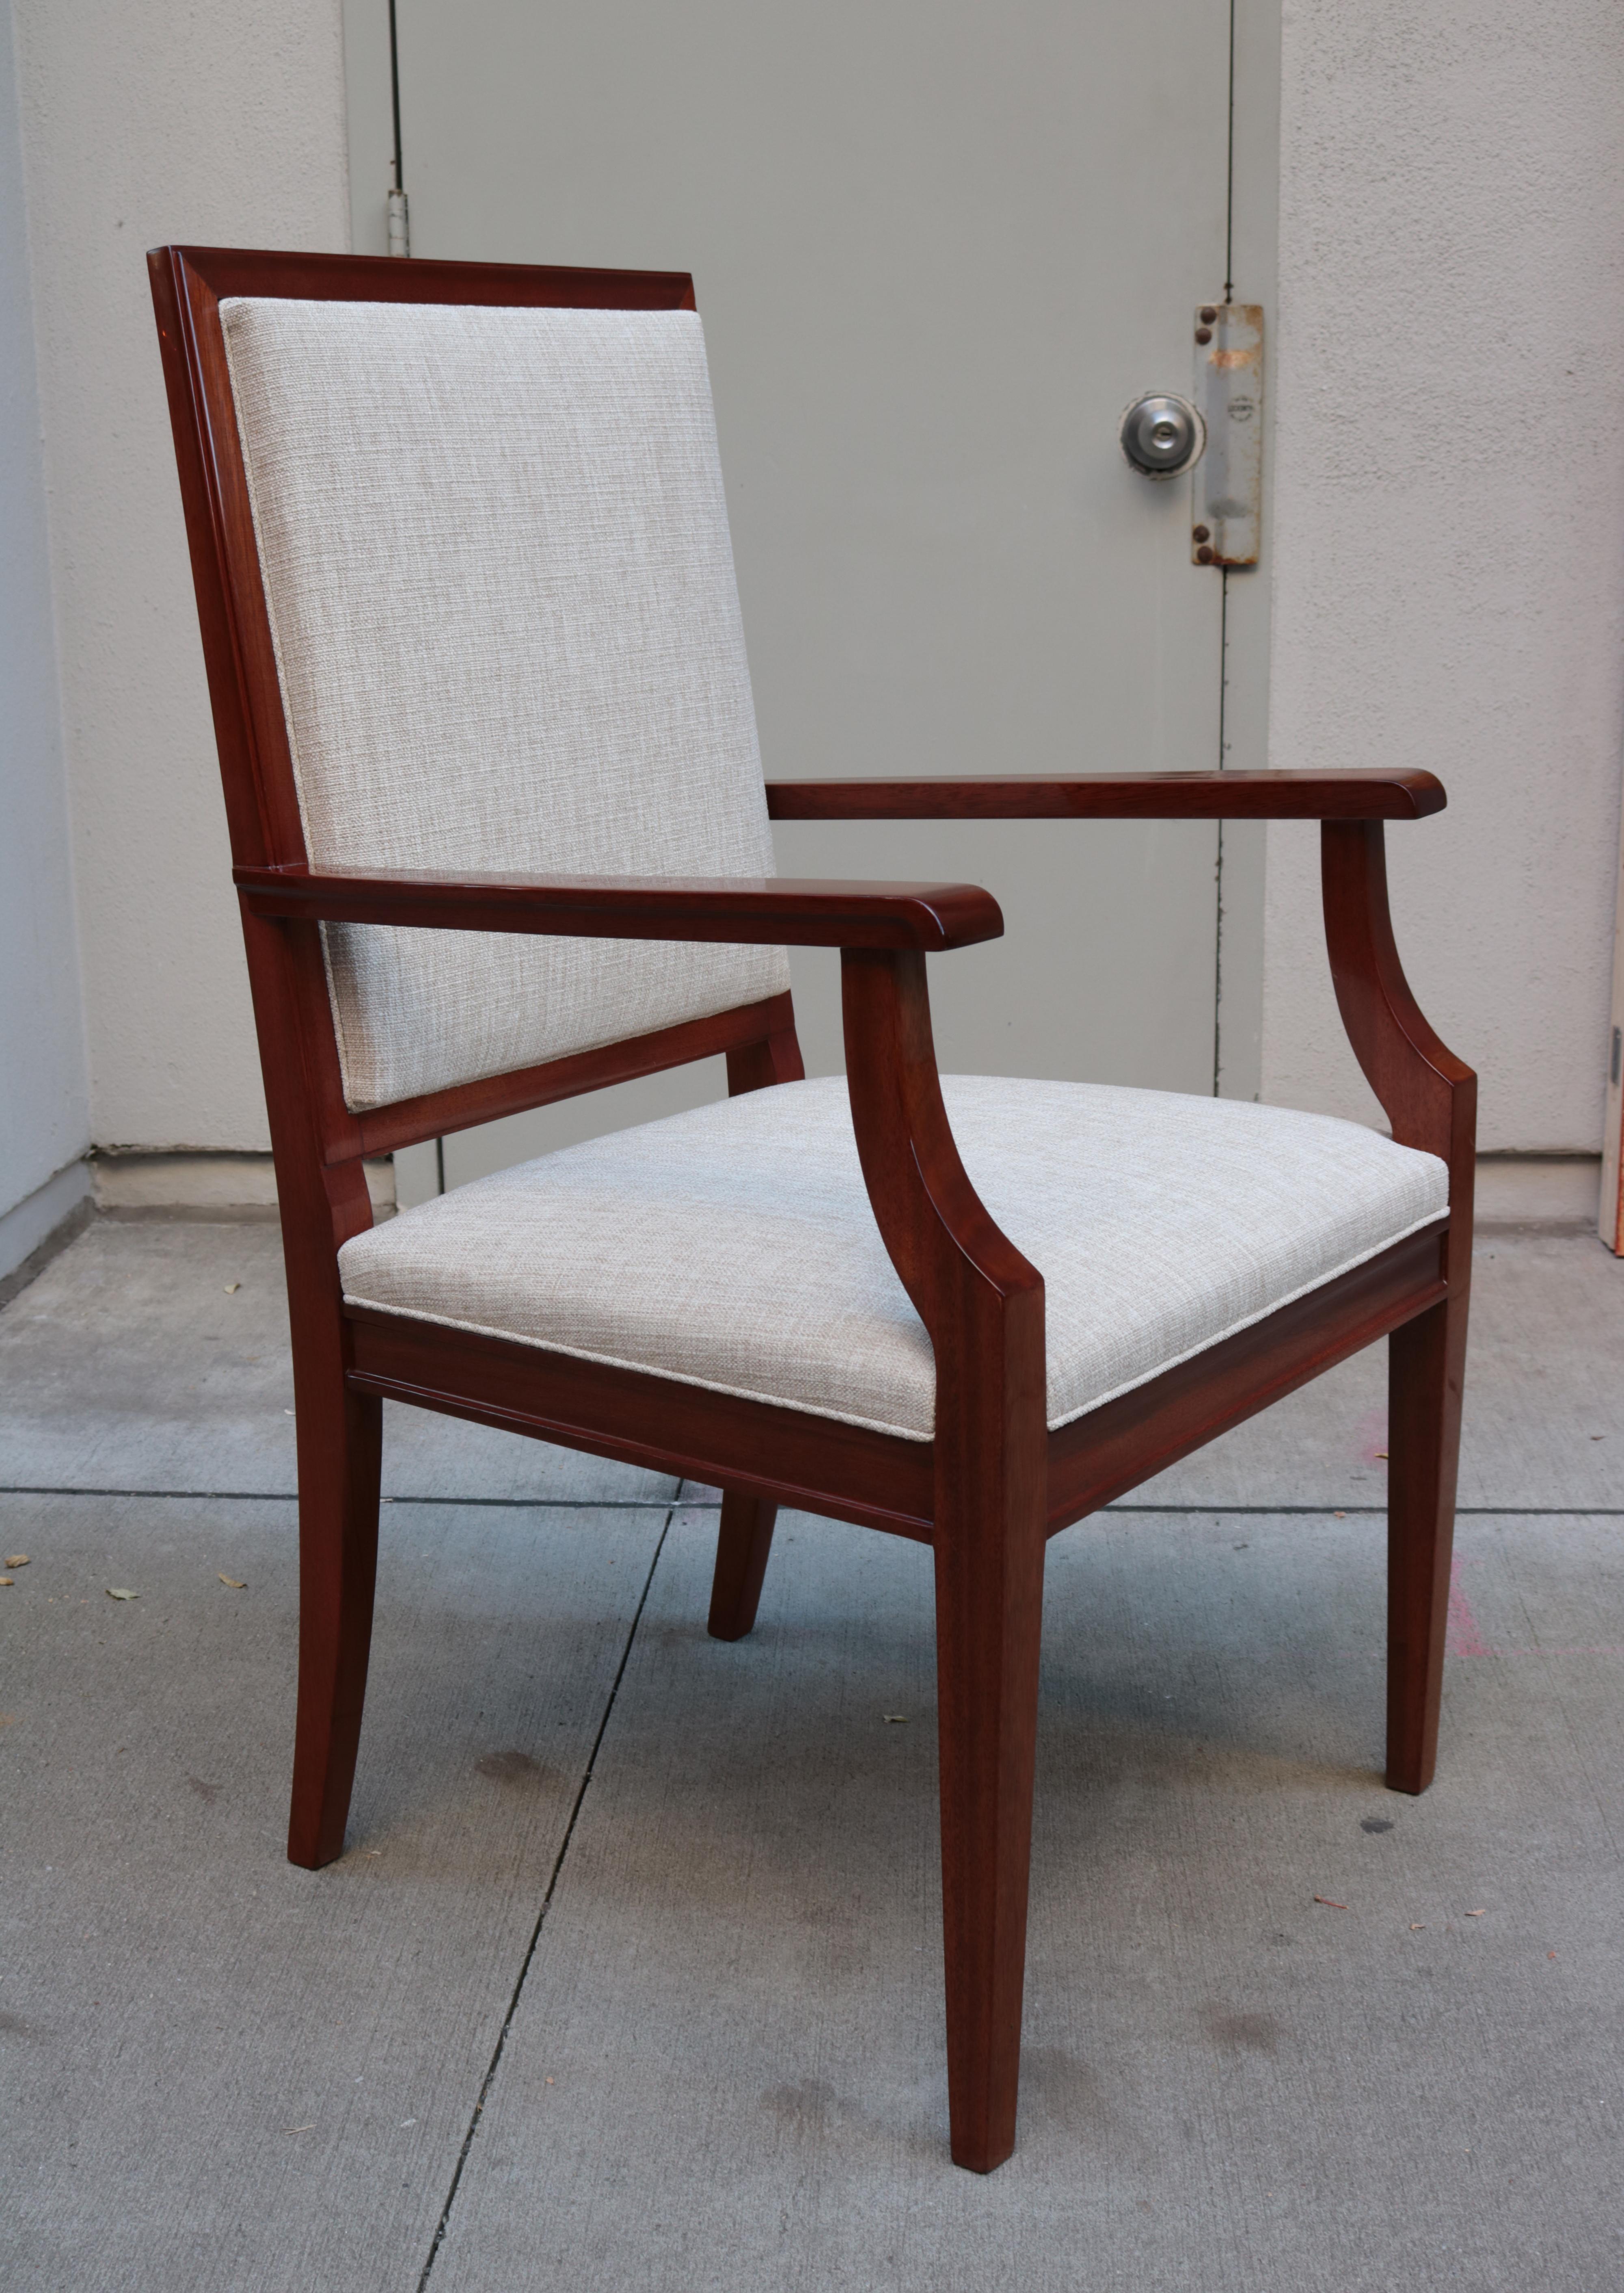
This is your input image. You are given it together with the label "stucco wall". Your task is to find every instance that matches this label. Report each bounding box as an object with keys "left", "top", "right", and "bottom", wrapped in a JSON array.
[
  {"left": 9, "top": 0, "right": 351, "bottom": 1152},
  {"left": 0, "top": 2, "right": 89, "bottom": 1239},
  {"left": 1264, "top": 0, "right": 1624, "bottom": 1150}
]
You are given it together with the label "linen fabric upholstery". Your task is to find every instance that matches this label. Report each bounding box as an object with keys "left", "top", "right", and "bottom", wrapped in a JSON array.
[
  {"left": 218, "top": 297, "right": 789, "bottom": 1111},
  {"left": 337, "top": 1076, "right": 1451, "bottom": 1441}
]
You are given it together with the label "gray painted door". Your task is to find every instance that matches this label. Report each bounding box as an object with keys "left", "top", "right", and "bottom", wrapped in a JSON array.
[{"left": 348, "top": 1, "right": 1265, "bottom": 1194}]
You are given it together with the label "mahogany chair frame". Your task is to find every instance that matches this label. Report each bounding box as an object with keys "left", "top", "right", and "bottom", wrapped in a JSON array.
[{"left": 149, "top": 243, "right": 1475, "bottom": 2175}]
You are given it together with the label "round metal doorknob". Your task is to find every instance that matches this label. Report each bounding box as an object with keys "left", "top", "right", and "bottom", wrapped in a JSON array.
[{"left": 1120, "top": 393, "right": 1206, "bottom": 477}]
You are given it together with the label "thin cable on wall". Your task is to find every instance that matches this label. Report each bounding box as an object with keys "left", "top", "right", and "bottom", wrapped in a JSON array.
[{"left": 387, "top": 0, "right": 409, "bottom": 255}]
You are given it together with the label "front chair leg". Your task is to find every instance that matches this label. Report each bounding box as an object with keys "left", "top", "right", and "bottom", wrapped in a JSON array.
[
  {"left": 1386, "top": 1291, "right": 1468, "bottom": 1793},
  {"left": 934, "top": 1513, "right": 1046, "bottom": 2172},
  {"left": 287, "top": 1383, "right": 383, "bottom": 1868},
  {"left": 707, "top": 1491, "right": 778, "bottom": 1641}
]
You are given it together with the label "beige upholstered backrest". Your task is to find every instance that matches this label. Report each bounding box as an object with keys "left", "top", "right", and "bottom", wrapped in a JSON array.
[{"left": 218, "top": 298, "right": 789, "bottom": 1112}]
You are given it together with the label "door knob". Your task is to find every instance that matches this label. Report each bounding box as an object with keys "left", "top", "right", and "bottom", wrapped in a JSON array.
[{"left": 1120, "top": 393, "right": 1206, "bottom": 477}]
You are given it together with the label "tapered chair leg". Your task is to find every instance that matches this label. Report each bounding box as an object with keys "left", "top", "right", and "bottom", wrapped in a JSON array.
[
  {"left": 1386, "top": 1292, "right": 1468, "bottom": 1794},
  {"left": 287, "top": 1383, "right": 383, "bottom": 1868},
  {"left": 707, "top": 1491, "right": 778, "bottom": 1641},
  {"left": 934, "top": 1512, "right": 1046, "bottom": 2173}
]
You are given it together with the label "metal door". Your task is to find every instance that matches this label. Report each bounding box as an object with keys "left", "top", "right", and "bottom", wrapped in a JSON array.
[{"left": 341, "top": 0, "right": 1277, "bottom": 1196}]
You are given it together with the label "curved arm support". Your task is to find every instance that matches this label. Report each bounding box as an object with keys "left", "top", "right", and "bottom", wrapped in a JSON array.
[
  {"left": 839, "top": 949, "right": 1044, "bottom": 1348},
  {"left": 1320, "top": 822, "right": 1477, "bottom": 1222}
]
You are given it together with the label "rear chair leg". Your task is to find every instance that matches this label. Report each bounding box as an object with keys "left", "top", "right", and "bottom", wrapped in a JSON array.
[
  {"left": 287, "top": 1383, "right": 382, "bottom": 1868},
  {"left": 1386, "top": 1291, "right": 1468, "bottom": 1793},
  {"left": 707, "top": 1491, "right": 778, "bottom": 1641}
]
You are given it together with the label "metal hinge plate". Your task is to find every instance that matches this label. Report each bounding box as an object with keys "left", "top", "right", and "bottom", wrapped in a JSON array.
[{"left": 1192, "top": 304, "right": 1263, "bottom": 567}]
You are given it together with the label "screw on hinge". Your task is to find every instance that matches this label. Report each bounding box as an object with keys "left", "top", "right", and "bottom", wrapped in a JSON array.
[{"left": 387, "top": 188, "right": 410, "bottom": 259}]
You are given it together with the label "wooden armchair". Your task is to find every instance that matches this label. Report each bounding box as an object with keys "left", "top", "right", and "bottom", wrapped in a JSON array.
[{"left": 149, "top": 245, "right": 1473, "bottom": 2174}]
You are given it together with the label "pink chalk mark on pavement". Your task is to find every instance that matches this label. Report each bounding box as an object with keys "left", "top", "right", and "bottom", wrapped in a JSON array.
[
  {"left": 1353, "top": 1406, "right": 1389, "bottom": 1464},
  {"left": 1342, "top": 1563, "right": 1623, "bottom": 1660},
  {"left": 1446, "top": 1557, "right": 1492, "bottom": 1658}
]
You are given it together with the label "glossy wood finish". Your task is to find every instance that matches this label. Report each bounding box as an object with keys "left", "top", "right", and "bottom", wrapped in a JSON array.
[
  {"left": 1047, "top": 1224, "right": 1447, "bottom": 1531},
  {"left": 234, "top": 904, "right": 385, "bottom": 1870},
  {"left": 287, "top": 1377, "right": 382, "bottom": 1869},
  {"left": 234, "top": 862, "right": 1004, "bottom": 953},
  {"left": 1322, "top": 822, "right": 1475, "bottom": 1792},
  {"left": 723, "top": 1000, "right": 806, "bottom": 1099},
  {"left": 346, "top": 1306, "right": 937, "bottom": 1541},
  {"left": 707, "top": 1495, "right": 780, "bottom": 1641},
  {"left": 842, "top": 949, "right": 1046, "bottom": 2171},
  {"left": 712, "top": 1006, "right": 808, "bottom": 1634},
  {"left": 151, "top": 241, "right": 1476, "bottom": 2174},
  {"left": 156, "top": 244, "right": 697, "bottom": 312},
  {"left": 351, "top": 993, "right": 798, "bottom": 1161},
  {"left": 765, "top": 769, "right": 1446, "bottom": 822}
]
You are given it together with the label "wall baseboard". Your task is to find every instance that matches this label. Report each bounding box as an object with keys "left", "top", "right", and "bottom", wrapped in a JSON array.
[
  {"left": 0, "top": 1157, "right": 96, "bottom": 1304},
  {"left": 92, "top": 1150, "right": 396, "bottom": 1221},
  {"left": 1474, "top": 1153, "right": 1602, "bottom": 1232}
]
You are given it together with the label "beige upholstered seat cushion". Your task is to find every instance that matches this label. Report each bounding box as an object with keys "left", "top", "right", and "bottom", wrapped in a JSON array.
[
  {"left": 337, "top": 1076, "right": 1449, "bottom": 1441},
  {"left": 218, "top": 297, "right": 789, "bottom": 1112}
]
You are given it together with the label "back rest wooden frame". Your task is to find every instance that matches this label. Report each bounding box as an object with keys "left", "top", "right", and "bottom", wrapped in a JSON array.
[{"left": 148, "top": 244, "right": 801, "bottom": 1183}]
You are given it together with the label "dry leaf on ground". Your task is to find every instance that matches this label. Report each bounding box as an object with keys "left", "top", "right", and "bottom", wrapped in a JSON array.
[
  {"left": 218, "top": 1574, "right": 247, "bottom": 1589},
  {"left": 1313, "top": 1896, "right": 1348, "bottom": 1909},
  {"left": 0, "top": 1577, "right": 13, "bottom": 1587},
  {"left": 224, "top": 1283, "right": 241, "bottom": 1294},
  {"left": 105, "top": 1587, "right": 138, "bottom": 1601},
  {"left": 6, "top": 1555, "right": 28, "bottom": 1568},
  {"left": 882, "top": 1714, "right": 908, "bottom": 1724}
]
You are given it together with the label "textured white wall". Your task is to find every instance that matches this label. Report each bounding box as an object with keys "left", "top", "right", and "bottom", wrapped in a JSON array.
[
  {"left": 1263, "top": 0, "right": 1624, "bottom": 1149},
  {"left": 10, "top": 0, "right": 351, "bottom": 1151},
  {"left": 0, "top": 2, "right": 89, "bottom": 1225}
]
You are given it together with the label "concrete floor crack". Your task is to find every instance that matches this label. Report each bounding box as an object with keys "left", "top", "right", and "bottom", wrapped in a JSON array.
[{"left": 412, "top": 1503, "right": 676, "bottom": 2291}]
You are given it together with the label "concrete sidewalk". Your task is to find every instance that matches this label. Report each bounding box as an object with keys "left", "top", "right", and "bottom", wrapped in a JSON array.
[{"left": 2, "top": 1221, "right": 1622, "bottom": 2290}]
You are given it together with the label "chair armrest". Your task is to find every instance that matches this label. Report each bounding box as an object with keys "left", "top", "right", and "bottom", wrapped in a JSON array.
[
  {"left": 233, "top": 864, "right": 1003, "bottom": 953},
  {"left": 765, "top": 770, "right": 1445, "bottom": 821}
]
